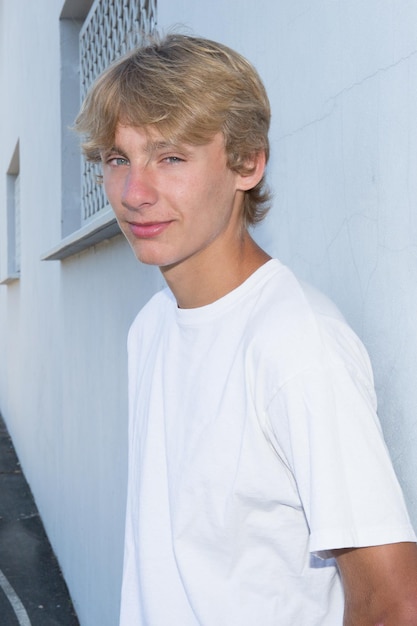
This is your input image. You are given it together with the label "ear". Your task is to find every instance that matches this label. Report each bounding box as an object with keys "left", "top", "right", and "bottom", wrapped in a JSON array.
[{"left": 236, "top": 150, "right": 266, "bottom": 191}]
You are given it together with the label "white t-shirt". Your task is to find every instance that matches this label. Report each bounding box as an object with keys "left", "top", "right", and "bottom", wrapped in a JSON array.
[{"left": 120, "top": 259, "right": 416, "bottom": 626}]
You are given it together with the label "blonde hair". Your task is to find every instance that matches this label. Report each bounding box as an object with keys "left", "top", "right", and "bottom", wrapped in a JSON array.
[{"left": 75, "top": 33, "right": 271, "bottom": 225}]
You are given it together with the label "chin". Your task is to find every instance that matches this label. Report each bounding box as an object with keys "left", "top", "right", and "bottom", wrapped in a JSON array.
[
  {"left": 128, "top": 243, "right": 172, "bottom": 267},
  {"left": 132, "top": 251, "right": 163, "bottom": 266}
]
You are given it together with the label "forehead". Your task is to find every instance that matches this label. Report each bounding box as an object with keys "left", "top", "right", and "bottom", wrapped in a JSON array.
[{"left": 112, "top": 123, "right": 169, "bottom": 150}]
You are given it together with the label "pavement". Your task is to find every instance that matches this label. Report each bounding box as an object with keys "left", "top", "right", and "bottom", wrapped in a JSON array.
[{"left": 0, "top": 414, "right": 79, "bottom": 626}]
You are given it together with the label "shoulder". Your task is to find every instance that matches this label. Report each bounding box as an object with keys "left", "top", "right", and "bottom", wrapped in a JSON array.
[
  {"left": 128, "top": 287, "right": 175, "bottom": 346},
  {"left": 248, "top": 261, "right": 374, "bottom": 390},
  {"left": 298, "top": 280, "right": 374, "bottom": 387},
  {"left": 249, "top": 260, "right": 345, "bottom": 331}
]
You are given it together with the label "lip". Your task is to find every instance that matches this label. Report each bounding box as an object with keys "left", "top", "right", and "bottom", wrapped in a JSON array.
[{"left": 127, "top": 221, "right": 173, "bottom": 239}]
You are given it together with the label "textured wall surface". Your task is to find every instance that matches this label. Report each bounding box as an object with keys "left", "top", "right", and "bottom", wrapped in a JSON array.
[
  {"left": 0, "top": 3, "right": 162, "bottom": 624},
  {"left": 0, "top": 1, "right": 416, "bottom": 624},
  {"left": 160, "top": 0, "right": 417, "bottom": 517}
]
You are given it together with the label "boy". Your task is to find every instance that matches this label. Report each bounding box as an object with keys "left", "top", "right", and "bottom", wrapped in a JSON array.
[{"left": 76, "top": 34, "right": 417, "bottom": 625}]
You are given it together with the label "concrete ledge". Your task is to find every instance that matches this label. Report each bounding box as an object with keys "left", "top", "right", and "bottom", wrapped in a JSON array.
[
  {"left": 0, "top": 273, "right": 20, "bottom": 285},
  {"left": 41, "top": 208, "right": 120, "bottom": 261}
]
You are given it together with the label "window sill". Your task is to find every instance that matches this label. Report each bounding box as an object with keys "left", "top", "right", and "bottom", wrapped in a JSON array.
[
  {"left": 0, "top": 273, "right": 20, "bottom": 285},
  {"left": 41, "top": 207, "right": 121, "bottom": 261}
]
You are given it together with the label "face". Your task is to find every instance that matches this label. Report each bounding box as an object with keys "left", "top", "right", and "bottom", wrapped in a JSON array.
[{"left": 101, "top": 125, "right": 250, "bottom": 273}]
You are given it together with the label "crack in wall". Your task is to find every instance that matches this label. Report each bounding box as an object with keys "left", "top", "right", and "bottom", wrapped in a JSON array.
[
  {"left": 277, "top": 101, "right": 337, "bottom": 142},
  {"left": 327, "top": 47, "right": 417, "bottom": 104},
  {"left": 277, "top": 47, "right": 417, "bottom": 143}
]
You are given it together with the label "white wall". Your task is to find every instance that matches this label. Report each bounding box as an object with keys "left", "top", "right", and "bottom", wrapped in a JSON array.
[
  {"left": 159, "top": 0, "right": 417, "bottom": 516},
  {"left": 0, "top": 2, "right": 162, "bottom": 624},
  {"left": 0, "top": 0, "right": 416, "bottom": 624}
]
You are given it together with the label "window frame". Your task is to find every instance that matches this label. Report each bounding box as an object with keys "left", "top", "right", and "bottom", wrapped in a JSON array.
[
  {"left": 0, "top": 141, "right": 21, "bottom": 284},
  {"left": 43, "top": 0, "right": 157, "bottom": 261}
]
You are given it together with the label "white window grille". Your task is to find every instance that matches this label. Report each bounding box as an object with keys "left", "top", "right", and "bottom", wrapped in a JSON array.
[{"left": 79, "top": 0, "right": 157, "bottom": 224}]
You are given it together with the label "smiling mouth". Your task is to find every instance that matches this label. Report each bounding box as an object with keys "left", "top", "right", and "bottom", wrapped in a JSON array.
[{"left": 127, "top": 221, "right": 173, "bottom": 238}]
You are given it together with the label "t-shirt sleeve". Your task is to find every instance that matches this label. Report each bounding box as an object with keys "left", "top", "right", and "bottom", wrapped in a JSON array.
[{"left": 264, "top": 320, "right": 416, "bottom": 556}]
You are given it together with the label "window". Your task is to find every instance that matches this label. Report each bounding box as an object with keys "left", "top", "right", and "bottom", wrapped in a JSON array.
[
  {"left": 43, "top": 0, "right": 157, "bottom": 261},
  {"left": 79, "top": 0, "right": 157, "bottom": 226},
  {"left": 0, "top": 142, "right": 20, "bottom": 283}
]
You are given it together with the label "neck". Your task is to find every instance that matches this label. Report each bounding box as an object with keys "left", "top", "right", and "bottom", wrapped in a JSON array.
[{"left": 161, "top": 232, "right": 271, "bottom": 309}]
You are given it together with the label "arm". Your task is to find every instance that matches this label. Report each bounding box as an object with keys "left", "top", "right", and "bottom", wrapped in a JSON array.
[{"left": 334, "top": 542, "right": 417, "bottom": 626}]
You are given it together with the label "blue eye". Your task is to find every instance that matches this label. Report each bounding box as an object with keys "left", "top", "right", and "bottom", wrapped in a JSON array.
[
  {"left": 106, "top": 156, "right": 129, "bottom": 166},
  {"left": 163, "top": 156, "right": 184, "bottom": 164}
]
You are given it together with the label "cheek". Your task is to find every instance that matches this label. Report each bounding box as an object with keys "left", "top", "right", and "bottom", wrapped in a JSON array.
[
  {"left": 191, "top": 169, "right": 234, "bottom": 206},
  {"left": 205, "top": 173, "right": 238, "bottom": 216},
  {"left": 103, "top": 178, "right": 121, "bottom": 210}
]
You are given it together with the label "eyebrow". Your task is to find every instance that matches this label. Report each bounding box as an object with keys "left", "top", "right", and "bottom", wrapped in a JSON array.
[
  {"left": 144, "top": 140, "right": 194, "bottom": 157},
  {"left": 101, "top": 138, "right": 196, "bottom": 167},
  {"left": 104, "top": 139, "right": 190, "bottom": 156},
  {"left": 101, "top": 145, "right": 128, "bottom": 158},
  {"left": 145, "top": 140, "right": 177, "bottom": 153}
]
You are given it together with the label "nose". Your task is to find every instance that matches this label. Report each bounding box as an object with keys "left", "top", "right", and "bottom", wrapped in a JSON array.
[{"left": 122, "top": 167, "right": 158, "bottom": 211}]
